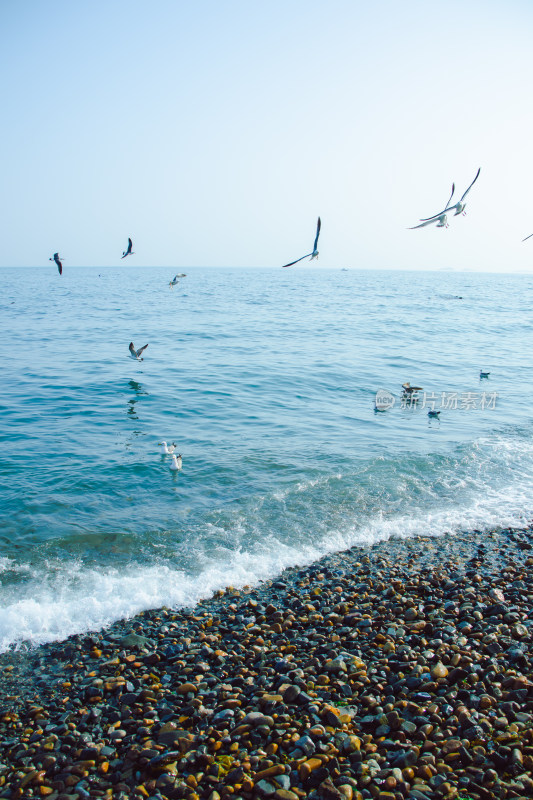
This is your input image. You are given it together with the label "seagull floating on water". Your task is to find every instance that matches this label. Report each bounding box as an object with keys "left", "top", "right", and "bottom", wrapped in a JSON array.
[
  {"left": 409, "top": 184, "right": 455, "bottom": 230},
  {"left": 129, "top": 342, "right": 148, "bottom": 361},
  {"left": 49, "top": 253, "right": 63, "bottom": 275},
  {"left": 158, "top": 441, "right": 177, "bottom": 454},
  {"left": 170, "top": 454, "right": 182, "bottom": 471},
  {"left": 428, "top": 410, "right": 441, "bottom": 418},
  {"left": 480, "top": 370, "right": 490, "bottom": 379},
  {"left": 122, "top": 238, "right": 134, "bottom": 259},
  {"left": 282, "top": 217, "right": 321, "bottom": 267}
]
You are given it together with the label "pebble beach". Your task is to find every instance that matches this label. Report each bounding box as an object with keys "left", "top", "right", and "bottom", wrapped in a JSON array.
[{"left": 1, "top": 525, "right": 532, "bottom": 800}]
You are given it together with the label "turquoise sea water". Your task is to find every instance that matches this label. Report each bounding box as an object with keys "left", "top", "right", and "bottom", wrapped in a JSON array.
[{"left": 1, "top": 265, "right": 532, "bottom": 651}]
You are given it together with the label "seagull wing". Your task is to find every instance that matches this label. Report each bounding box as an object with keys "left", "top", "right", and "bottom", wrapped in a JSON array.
[
  {"left": 460, "top": 168, "right": 481, "bottom": 201},
  {"left": 523, "top": 233, "right": 533, "bottom": 242},
  {"left": 408, "top": 218, "right": 442, "bottom": 229},
  {"left": 128, "top": 238, "right": 133, "bottom": 252},
  {"left": 137, "top": 344, "right": 149, "bottom": 356},
  {"left": 129, "top": 342, "right": 136, "bottom": 356},
  {"left": 419, "top": 183, "right": 455, "bottom": 221},
  {"left": 281, "top": 252, "right": 313, "bottom": 268},
  {"left": 313, "top": 217, "right": 321, "bottom": 251}
]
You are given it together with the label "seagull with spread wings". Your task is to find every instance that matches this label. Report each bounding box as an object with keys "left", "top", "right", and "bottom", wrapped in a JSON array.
[
  {"left": 428, "top": 168, "right": 481, "bottom": 219},
  {"left": 49, "top": 252, "right": 64, "bottom": 275},
  {"left": 408, "top": 184, "right": 455, "bottom": 230},
  {"left": 282, "top": 217, "right": 321, "bottom": 267},
  {"left": 122, "top": 238, "right": 134, "bottom": 258},
  {"left": 129, "top": 342, "right": 148, "bottom": 361}
]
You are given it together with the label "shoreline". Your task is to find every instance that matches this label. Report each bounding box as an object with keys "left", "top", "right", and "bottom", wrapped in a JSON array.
[{"left": 1, "top": 524, "right": 532, "bottom": 799}]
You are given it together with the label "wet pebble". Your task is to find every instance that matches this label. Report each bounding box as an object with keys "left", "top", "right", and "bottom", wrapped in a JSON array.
[{"left": 1, "top": 525, "right": 533, "bottom": 800}]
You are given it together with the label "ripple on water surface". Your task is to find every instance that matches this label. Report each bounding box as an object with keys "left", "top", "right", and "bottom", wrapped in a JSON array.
[{"left": 0, "top": 266, "right": 532, "bottom": 649}]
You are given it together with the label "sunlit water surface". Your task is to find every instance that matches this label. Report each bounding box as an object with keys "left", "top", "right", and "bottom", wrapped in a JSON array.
[{"left": 1, "top": 266, "right": 532, "bottom": 650}]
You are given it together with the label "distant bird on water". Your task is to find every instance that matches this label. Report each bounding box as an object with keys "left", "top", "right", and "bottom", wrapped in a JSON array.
[
  {"left": 129, "top": 342, "right": 148, "bottom": 361},
  {"left": 402, "top": 382, "right": 423, "bottom": 394},
  {"left": 122, "top": 238, "right": 134, "bottom": 258},
  {"left": 282, "top": 217, "right": 321, "bottom": 267},
  {"left": 49, "top": 253, "right": 63, "bottom": 275},
  {"left": 409, "top": 184, "right": 455, "bottom": 230},
  {"left": 426, "top": 168, "right": 481, "bottom": 219},
  {"left": 170, "top": 453, "right": 182, "bottom": 471},
  {"left": 480, "top": 370, "right": 490, "bottom": 379},
  {"left": 428, "top": 410, "right": 441, "bottom": 418},
  {"left": 158, "top": 441, "right": 177, "bottom": 454}
]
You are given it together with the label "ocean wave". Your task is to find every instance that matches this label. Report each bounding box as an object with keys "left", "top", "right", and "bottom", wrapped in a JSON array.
[{"left": 1, "top": 429, "right": 533, "bottom": 652}]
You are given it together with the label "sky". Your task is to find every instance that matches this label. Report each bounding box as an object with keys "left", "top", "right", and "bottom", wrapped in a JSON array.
[{"left": 2, "top": 0, "right": 533, "bottom": 271}]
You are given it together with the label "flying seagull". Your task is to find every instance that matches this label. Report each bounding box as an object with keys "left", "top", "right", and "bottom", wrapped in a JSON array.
[
  {"left": 423, "top": 168, "right": 481, "bottom": 219},
  {"left": 523, "top": 233, "right": 533, "bottom": 242},
  {"left": 49, "top": 253, "right": 63, "bottom": 275},
  {"left": 282, "top": 217, "right": 321, "bottom": 267},
  {"left": 129, "top": 342, "right": 148, "bottom": 361},
  {"left": 409, "top": 184, "right": 455, "bottom": 230},
  {"left": 409, "top": 214, "right": 449, "bottom": 230},
  {"left": 480, "top": 370, "right": 490, "bottom": 379},
  {"left": 122, "top": 238, "right": 134, "bottom": 258},
  {"left": 169, "top": 273, "right": 187, "bottom": 287}
]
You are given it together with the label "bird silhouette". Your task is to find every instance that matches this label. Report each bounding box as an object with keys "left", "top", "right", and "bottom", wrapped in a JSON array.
[
  {"left": 49, "top": 253, "right": 63, "bottom": 275},
  {"left": 122, "top": 238, "right": 134, "bottom": 258},
  {"left": 282, "top": 217, "right": 321, "bottom": 267}
]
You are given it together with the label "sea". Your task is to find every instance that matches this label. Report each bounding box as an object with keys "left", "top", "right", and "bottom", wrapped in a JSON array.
[{"left": 1, "top": 265, "right": 532, "bottom": 653}]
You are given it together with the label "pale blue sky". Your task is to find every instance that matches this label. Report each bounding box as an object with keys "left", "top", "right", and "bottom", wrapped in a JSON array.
[{"left": 2, "top": 0, "right": 533, "bottom": 270}]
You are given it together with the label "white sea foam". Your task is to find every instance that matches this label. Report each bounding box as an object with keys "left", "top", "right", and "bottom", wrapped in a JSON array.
[{"left": 1, "top": 438, "right": 532, "bottom": 653}]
